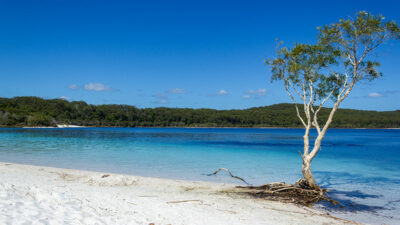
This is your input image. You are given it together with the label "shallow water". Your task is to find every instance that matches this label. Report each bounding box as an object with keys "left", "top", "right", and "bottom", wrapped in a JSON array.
[{"left": 0, "top": 128, "right": 399, "bottom": 224}]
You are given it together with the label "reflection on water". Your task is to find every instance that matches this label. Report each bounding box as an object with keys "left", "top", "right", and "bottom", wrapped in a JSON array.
[{"left": 0, "top": 128, "right": 399, "bottom": 224}]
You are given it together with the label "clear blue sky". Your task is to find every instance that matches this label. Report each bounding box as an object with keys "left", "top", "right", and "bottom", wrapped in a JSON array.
[{"left": 0, "top": 0, "right": 399, "bottom": 110}]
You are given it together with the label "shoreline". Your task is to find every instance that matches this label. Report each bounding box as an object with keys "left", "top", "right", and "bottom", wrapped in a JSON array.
[
  {"left": 0, "top": 162, "right": 357, "bottom": 225},
  {"left": 1, "top": 126, "right": 399, "bottom": 129}
]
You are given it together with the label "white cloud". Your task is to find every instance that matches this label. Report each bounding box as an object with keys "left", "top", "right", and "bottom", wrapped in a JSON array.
[
  {"left": 84, "top": 83, "right": 112, "bottom": 91},
  {"left": 368, "top": 92, "right": 383, "bottom": 98},
  {"left": 68, "top": 84, "right": 79, "bottom": 90},
  {"left": 242, "top": 95, "right": 251, "bottom": 99},
  {"left": 154, "top": 99, "right": 168, "bottom": 104},
  {"left": 152, "top": 93, "right": 168, "bottom": 104},
  {"left": 59, "top": 96, "right": 71, "bottom": 101},
  {"left": 256, "top": 88, "right": 267, "bottom": 96},
  {"left": 216, "top": 89, "right": 228, "bottom": 95},
  {"left": 167, "top": 88, "right": 186, "bottom": 94},
  {"left": 244, "top": 88, "right": 267, "bottom": 99},
  {"left": 246, "top": 90, "right": 256, "bottom": 95}
]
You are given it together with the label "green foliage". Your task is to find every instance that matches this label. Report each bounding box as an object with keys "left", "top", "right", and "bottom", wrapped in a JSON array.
[
  {"left": 318, "top": 11, "right": 400, "bottom": 81},
  {"left": 0, "top": 96, "right": 398, "bottom": 128},
  {"left": 267, "top": 43, "right": 342, "bottom": 101},
  {"left": 27, "top": 113, "right": 55, "bottom": 127},
  {"left": 265, "top": 11, "right": 399, "bottom": 135},
  {"left": 267, "top": 12, "right": 400, "bottom": 104}
]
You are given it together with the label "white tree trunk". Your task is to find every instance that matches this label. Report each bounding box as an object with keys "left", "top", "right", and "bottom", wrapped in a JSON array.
[{"left": 302, "top": 156, "right": 317, "bottom": 188}]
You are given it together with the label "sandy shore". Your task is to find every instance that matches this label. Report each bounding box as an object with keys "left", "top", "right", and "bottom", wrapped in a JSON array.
[{"left": 0, "top": 162, "right": 357, "bottom": 225}]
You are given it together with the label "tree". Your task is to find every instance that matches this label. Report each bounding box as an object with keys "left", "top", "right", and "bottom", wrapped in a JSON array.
[{"left": 267, "top": 11, "right": 399, "bottom": 189}]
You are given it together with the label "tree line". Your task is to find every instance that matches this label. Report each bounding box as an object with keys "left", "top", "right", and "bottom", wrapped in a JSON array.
[{"left": 0, "top": 96, "right": 398, "bottom": 128}]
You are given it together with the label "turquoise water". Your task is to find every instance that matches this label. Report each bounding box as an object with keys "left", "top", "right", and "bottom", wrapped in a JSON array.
[{"left": 0, "top": 128, "right": 399, "bottom": 224}]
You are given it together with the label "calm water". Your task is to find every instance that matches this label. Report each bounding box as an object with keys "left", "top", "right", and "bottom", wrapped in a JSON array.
[{"left": 0, "top": 128, "right": 399, "bottom": 224}]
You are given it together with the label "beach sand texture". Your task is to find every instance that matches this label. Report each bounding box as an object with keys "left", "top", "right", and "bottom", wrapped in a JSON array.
[{"left": 0, "top": 162, "right": 356, "bottom": 225}]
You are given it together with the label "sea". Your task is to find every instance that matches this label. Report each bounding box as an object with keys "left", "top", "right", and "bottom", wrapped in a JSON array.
[{"left": 0, "top": 128, "right": 399, "bottom": 224}]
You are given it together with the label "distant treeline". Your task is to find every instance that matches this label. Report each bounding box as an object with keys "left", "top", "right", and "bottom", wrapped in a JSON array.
[{"left": 0, "top": 96, "right": 399, "bottom": 128}]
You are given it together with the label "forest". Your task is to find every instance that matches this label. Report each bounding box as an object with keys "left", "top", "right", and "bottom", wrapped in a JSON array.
[{"left": 0, "top": 96, "right": 399, "bottom": 128}]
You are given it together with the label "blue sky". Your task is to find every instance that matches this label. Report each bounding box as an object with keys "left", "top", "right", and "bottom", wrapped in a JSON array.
[{"left": 0, "top": 0, "right": 399, "bottom": 110}]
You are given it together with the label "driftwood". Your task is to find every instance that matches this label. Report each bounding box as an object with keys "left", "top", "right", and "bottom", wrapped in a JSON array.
[
  {"left": 207, "top": 168, "right": 250, "bottom": 185},
  {"left": 208, "top": 168, "right": 336, "bottom": 206},
  {"left": 167, "top": 200, "right": 203, "bottom": 204}
]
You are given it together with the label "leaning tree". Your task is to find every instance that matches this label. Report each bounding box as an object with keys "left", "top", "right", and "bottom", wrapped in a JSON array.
[{"left": 267, "top": 11, "right": 399, "bottom": 189}]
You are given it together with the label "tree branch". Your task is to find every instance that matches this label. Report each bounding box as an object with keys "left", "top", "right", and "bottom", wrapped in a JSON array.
[
  {"left": 311, "top": 90, "right": 333, "bottom": 135},
  {"left": 285, "top": 81, "right": 307, "bottom": 127},
  {"left": 288, "top": 80, "right": 305, "bottom": 100},
  {"left": 309, "top": 76, "right": 356, "bottom": 161}
]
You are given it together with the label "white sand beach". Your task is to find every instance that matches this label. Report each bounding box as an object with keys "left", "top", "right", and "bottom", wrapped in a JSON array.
[{"left": 0, "top": 162, "right": 356, "bottom": 225}]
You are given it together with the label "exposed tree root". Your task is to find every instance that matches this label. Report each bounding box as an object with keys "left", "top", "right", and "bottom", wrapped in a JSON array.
[
  {"left": 208, "top": 168, "right": 337, "bottom": 206},
  {"left": 236, "top": 178, "right": 337, "bottom": 206}
]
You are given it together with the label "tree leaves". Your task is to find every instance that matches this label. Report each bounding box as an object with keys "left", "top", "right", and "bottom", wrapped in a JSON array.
[{"left": 268, "top": 11, "right": 400, "bottom": 103}]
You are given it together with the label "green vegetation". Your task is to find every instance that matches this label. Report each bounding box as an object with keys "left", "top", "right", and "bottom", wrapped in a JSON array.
[
  {"left": 0, "top": 96, "right": 398, "bottom": 128},
  {"left": 266, "top": 11, "right": 400, "bottom": 188}
]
